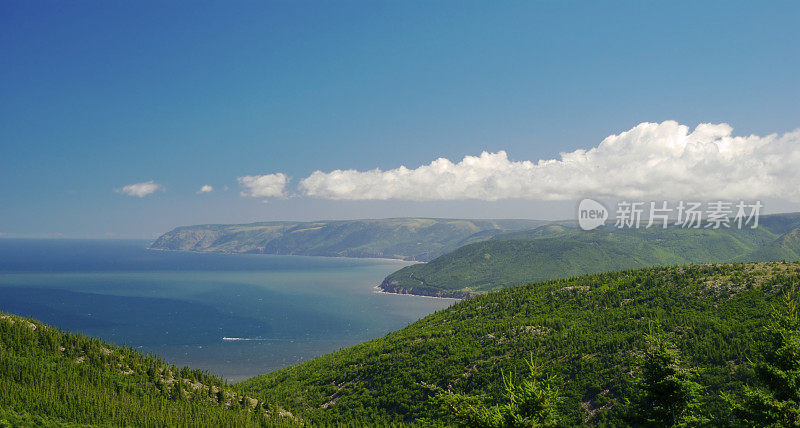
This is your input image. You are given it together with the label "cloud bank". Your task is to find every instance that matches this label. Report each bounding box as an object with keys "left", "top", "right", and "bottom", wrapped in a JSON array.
[
  {"left": 197, "top": 184, "right": 213, "bottom": 194},
  {"left": 238, "top": 173, "right": 288, "bottom": 198},
  {"left": 297, "top": 121, "right": 800, "bottom": 202},
  {"left": 116, "top": 181, "right": 163, "bottom": 198}
]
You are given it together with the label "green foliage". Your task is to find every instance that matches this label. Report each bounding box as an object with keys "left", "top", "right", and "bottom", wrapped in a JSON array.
[
  {"left": 240, "top": 262, "right": 800, "bottom": 425},
  {"left": 426, "top": 355, "right": 561, "bottom": 427},
  {"left": 628, "top": 325, "right": 707, "bottom": 427},
  {"left": 7, "top": 260, "right": 800, "bottom": 426},
  {"left": 747, "top": 228, "right": 800, "bottom": 261},
  {"left": 0, "top": 406, "right": 82, "bottom": 427},
  {"left": 382, "top": 213, "right": 800, "bottom": 295},
  {"left": 727, "top": 286, "right": 800, "bottom": 426},
  {"left": 0, "top": 312, "right": 299, "bottom": 427},
  {"left": 151, "top": 218, "right": 546, "bottom": 261}
]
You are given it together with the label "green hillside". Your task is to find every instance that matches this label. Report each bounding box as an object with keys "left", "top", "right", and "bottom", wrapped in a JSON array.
[
  {"left": 745, "top": 228, "right": 800, "bottom": 261},
  {"left": 0, "top": 312, "right": 298, "bottom": 427},
  {"left": 150, "top": 218, "right": 546, "bottom": 261},
  {"left": 381, "top": 213, "right": 800, "bottom": 296},
  {"left": 240, "top": 262, "right": 800, "bottom": 425}
]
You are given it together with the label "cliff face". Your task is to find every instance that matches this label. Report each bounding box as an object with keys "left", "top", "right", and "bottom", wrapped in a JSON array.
[
  {"left": 149, "top": 218, "right": 547, "bottom": 262},
  {"left": 151, "top": 228, "right": 226, "bottom": 251},
  {"left": 378, "top": 277, "right": 476, "bottom": 299},
  {"left": 151, "top": 224, "right": 288, "bottom": 253}
]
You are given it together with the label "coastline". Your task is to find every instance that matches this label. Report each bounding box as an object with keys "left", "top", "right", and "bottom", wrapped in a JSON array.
[
  {"left": 375, "top": 280, "right": 477, "bottom": 300},
  {"left": 146, "top": 246, "right": 419, "bottom": 264},
  {"left": 371, "top": 285, "right": 463, "bottom": 301}
]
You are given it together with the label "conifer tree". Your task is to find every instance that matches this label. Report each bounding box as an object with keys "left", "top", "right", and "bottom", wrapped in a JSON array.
[
  {"left": 429, "top": 355, "right": 561, "bottom": 427},
  {"left": 730, "top": 287, "right": 800, "bottom": 426},
  {"left": 630, "top": 324, "right": 706, "bottom": 427}
]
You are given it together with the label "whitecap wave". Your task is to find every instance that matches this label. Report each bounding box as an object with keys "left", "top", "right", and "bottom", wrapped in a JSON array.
[{"left": 221, "top": 337, "right": 266, "bottom": 341}]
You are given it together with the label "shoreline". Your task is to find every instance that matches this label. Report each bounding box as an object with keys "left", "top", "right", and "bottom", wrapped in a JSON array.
[
  {"left": 371, "top": 285, "right": 462, "bottom": 301},
  {"left": 147, "top": 247, "right": 420, "bottom": 264},
  {"left": 374, "top": 281, "right": 477, "bottom": 300}
]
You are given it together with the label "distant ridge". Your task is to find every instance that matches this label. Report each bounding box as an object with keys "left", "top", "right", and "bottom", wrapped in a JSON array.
[
  {"left": 380, "top": 212, "right": 800, "bottom": 296},
  {"left": 150, "top": 218, "right": 547, "bottom": 262}
]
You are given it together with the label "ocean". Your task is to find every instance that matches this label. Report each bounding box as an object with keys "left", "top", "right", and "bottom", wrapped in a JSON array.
[{"left": 0, "top": 239, "right": 456, "bottom": 381}]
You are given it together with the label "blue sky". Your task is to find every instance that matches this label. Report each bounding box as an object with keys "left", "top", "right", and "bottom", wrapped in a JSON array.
[{"left": 1, "top": 1, "right": 799, "bottom": 238}]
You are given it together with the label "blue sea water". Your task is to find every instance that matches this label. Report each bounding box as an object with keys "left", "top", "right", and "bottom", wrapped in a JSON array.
[{"left": 0, "top": 239, "right": 456, "bottom": 381}]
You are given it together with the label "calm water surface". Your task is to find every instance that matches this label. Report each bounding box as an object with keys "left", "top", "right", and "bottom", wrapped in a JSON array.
[{"left": 0, "top": 239, "right": 456, "bottom": 381}]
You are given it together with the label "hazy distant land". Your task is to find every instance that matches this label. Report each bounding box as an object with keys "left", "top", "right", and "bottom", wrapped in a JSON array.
[
  {"left": 149, "top": 218, "right": 547, "bottom": 261},
  {"left": 153, "top": 213, "right": 800, "bottom": 298}
]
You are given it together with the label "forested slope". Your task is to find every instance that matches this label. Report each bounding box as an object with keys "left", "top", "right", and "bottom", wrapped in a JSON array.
[
  {"left": 241, "top": 262, "right": 800, "bottom": 425},
  {"left": 0, "top": 312, "right": 298, "bottom": 427}
]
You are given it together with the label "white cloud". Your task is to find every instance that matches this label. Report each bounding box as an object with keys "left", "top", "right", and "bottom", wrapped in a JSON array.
[
  {"left": 238, "top": 173, "right": 289, "bottom": 198},
  {"left": 298, "top": 121, "right": 800, "bottom": 202},
  {"left": 116, "top": 180, "right": 163, "bottom": 198},
  {"left": 197, "top": 184, "right": 214, "bottom": 194}
]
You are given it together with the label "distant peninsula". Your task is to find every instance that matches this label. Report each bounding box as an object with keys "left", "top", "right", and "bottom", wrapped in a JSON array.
[{"left": 149, "top": 218, "right": 547, "bottom": 262}]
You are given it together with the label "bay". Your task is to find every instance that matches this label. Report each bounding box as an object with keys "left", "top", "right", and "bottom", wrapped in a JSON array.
[{"left": 0, "top": 239, "right": 456, "bottom": 381}]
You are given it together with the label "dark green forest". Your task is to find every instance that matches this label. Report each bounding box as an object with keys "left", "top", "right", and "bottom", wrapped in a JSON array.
[
  {"left": 0, "top": 312, "right": 299, "bottom": 427},
  {"left": 242, "top": 262, "right": 800, "bottom": 426}
]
